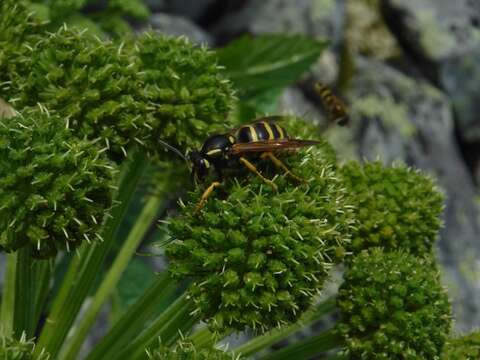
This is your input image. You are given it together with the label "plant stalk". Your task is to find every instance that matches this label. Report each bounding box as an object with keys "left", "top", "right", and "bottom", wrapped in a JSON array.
[
  {"left": 234, "top": 296, "right": 336, "bottom": 357},
  {"left": 86, "top": 273, "right": 178, "bottom": 360},
  {"left": 114, "top": 292, "right": 196, "bottom": 359},
  {"left": 34, "top": 149, "right": 147, "bottom": 359},
  {"left": 61, "top": 194, "right": 163, "bottom": 360},
  {"left": 258, "top": 327, "right": 343, "bottom": 360}
]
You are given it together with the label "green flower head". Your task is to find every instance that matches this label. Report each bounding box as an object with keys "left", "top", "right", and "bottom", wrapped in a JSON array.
[
  {"left": 336, "top": 248, "right": 452, "bottom": 359},
  {"left": 166, "top": 142, "right": 354, "bottom": 333},
  {"left": 0, "top": 109, "right": 114, "bottom": 258},
  {"left": 442, "top": 330, "right": 480, "bottom": 360},
  {"left": 146, "top": 339, "right": 240, "bottom": 360},
  {"left": 340, "top": 161, "right": 444, "bottom": 256},
  {"left": 136, "top": 32, "right": 235, "bottom": 151},
  {"left": 0, "top": 333, "right": 49, "bottom": 360}
]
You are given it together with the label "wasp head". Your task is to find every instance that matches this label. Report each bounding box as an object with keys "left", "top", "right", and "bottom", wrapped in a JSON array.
[{"left": 188, "top": 150, "right": 211, "bottom": 183}]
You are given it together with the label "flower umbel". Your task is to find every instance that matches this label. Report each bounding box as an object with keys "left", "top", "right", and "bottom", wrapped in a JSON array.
[
  {"left": 340, "top": 161, "right": 444, "bottom": 256},
  {"left": 336, "top": 248, "right": 452, "bottom": 359},
  {"left": 166, "top": 144, "right": 354, "bottom": 333},
  {"left": 0, "top": 109, "right": 114, "bottom": 258}
]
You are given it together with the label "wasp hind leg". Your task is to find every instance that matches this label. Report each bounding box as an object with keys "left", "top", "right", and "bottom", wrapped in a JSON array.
[
  {"left": 194, "top": 181, "right": 222, "bottom": 214},
  {"left": 260, "top": 152, "right": 306, "bottom": 183},
  {"left": 239, "top": 157, "right": 278, "bottom": 191}
]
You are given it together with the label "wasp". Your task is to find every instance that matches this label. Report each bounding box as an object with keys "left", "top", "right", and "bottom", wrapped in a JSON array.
[
  {"left": 186, "top": 116, "right": 320, "bottom": 213},
  {"left": 314, "top": 82, "right": 349, "bottom": 126}
]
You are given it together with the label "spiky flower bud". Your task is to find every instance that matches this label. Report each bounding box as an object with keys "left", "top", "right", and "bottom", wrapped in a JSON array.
[
  {"left": 336, "top": 248, "right": 451, "bottom": 359},
  {"left": 2, "top": 17, "right": 234, "bottom": 161},
  {"left": 136, "top": 32, "right": 235, "bottom": 150},
  {"left": 0, "top": 109, "right": 114, "bottom": 258},
  {"left": 0, "top": 333, "right": 49, "bottom": 359},
  {"left": 166, "top": 144, "right": 354, "bottom": 333},
  {"left": 339, "top": 161, "right": 444, "bottom": 256},
  {"left": 146, "top": 339, "right": 241, "bottom": 360},
  {"left": 442, "top": 331, "right": 480, "bottom": 360}
]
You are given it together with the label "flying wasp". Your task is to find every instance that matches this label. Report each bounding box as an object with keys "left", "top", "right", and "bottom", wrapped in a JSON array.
[
  {"left": 314, "top": 82, "right": 349, "bottom": 126},
  {"left": 185, "top": 116, "right": 320, "bottom": 213}
]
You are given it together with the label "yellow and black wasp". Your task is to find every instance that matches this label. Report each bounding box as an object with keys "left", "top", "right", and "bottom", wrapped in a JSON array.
[
  {"left": 186, "top": 116, "right": 319, "bottom": 212},
  {"left": 314, "top": 82, "right": 349, "bottom": 126}
]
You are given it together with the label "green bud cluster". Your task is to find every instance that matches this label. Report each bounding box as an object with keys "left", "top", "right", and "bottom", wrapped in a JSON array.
[
  {"left": 1, "top": 15, "right": 234, "bottom": 161},
  {"left": 0, "top": 333, "right": 49, "bottom": 359},
  {"left": 0, "top": 110, "right": 114, "bottom": 258},
  {"left": 3, "top": 25, "right": 150, "bottom": 161},
  {"left": 136, "top": 32, "right": 235, "bottom": 150},
  {"left": 146, "top": 339, "right": 240, "bottom": 360},
  {"left": 339, "top": 161, "right": 444, "bottom": 256},
  {"left": 166, "top": 145, "right": 354, "bottom": 333},
  {"left": 336, "top": 248, "right": 451, "bottom": 359},
  {"left": 442, "top": 331, "right": 480, "bottom": 360}
]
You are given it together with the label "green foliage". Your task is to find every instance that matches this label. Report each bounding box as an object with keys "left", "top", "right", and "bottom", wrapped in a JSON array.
[
  {"left": 337, "top": 248, "right": 451, "bottom": 359},
  {"left": 442, "top": 331, "right": 480, "bottom": 360},
  {"left": 146, "top": 339, "right": 240, "bottom": 360},
  {"left": 217, "top": 34, "right": 327, "bottom": 97},
  {"left": 136, "top": 32, "right": 234, "bottom": 149},
  {"left": 339, "top": 161, "right": 444, "bottom": 256},
  {"left": 0, "top": 333, "right": 49, "bottom": 359},
  {"left": 166, "top": 142, "right": 354, "bottom": 333},
  {"left": 0, "top": 109, "right": 114, "bottom": 258}
]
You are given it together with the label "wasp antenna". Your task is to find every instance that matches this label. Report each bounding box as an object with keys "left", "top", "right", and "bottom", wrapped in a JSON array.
[{"left": 158, "top": 139, "right": 188, "bottom": 163}]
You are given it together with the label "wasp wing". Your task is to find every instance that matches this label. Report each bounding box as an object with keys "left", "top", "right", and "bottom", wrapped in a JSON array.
[{"left": 229, "top": 139, "right": 320, "bottom": 156}]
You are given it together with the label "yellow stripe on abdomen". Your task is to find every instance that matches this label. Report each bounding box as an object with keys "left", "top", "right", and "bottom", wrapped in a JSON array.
[{"left": 262, "top": 121, "right": 275, "bottom": 140}]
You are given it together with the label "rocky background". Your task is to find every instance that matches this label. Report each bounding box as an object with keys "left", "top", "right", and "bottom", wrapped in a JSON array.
[{"left": 138, "top": 0, "right": 480, "bottom": 334}]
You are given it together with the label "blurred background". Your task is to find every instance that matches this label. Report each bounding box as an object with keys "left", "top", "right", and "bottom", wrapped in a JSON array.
[{"left": 4, "top": 0, "right": 479, "bottom": 348}]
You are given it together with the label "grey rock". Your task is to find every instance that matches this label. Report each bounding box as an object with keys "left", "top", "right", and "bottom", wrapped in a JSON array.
[
  {"left": 161, "top": 0, "right": 216, "bottom": 21},
  {"left": 144, "top": 0, "right": 166, "bottom": 12},
  {"left": 279, "top": 86, "right": 327, "bottom": 126},
  {"left": 381, "top": 0, "right": 480, "bottom": 141},
  {"left": 213, "top": 0, "right": 346, "bottom": 45},
  {"left": 147, "top": 13, "right": 213, "bottom": 44},
  {"left": 348, "top": 57, "right": 480, "bottom": 332}
]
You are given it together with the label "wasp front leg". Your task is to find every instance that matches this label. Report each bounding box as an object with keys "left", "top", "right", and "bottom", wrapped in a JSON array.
[
  {"left": 194, "top": 181, "right": 222, "bottom": 214},
  {"left": 239, "top": 157, "right": 278, "bottom": 191},
  {"left": 260, "top": 152, "right": 306, "bottom": 183}
]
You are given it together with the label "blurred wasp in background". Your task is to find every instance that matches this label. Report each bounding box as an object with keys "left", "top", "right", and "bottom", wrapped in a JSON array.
[{"left": 314, "top": 82, "right": 349, "bottom": 126}]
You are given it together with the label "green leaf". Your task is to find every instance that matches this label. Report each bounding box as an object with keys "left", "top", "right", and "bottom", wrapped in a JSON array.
[{"left": 217, "top": 34, "right": 327, "bottom": 97}]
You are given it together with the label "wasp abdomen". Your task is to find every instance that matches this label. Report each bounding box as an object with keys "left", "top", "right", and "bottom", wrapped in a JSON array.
[{"left": 237, "top": 121, "right": 288, "bottom": 143}]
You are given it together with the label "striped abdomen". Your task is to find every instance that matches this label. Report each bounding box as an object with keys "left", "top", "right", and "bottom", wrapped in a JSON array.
[{"left": 236, "top": 120, "right": 289, "bottom": 143}]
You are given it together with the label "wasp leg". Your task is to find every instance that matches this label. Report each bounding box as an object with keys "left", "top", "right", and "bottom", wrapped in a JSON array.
[
  {"left": 260, "top": 152, "right": 306, "bottom": 183},
  {"left": 239, "top": 157, "right": 278, "bottom": 191},
  {"left": 195, "top": 181, "right": 222, "bottom": 214}
]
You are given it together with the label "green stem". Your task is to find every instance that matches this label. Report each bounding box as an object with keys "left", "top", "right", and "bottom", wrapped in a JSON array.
[
  {"left": 86, "top": 273, "right": 179, "bottom": 360},
  {"left": 258, "top": 327, "right": 343, "bottom": 360},
  {"left": 13, "top": 248, "right": 34, "bottom": 337},
  {"left": 61, "top": 195, "right": 163, "bottom": 360},
  {"left": 34, "top": 149, "right": 147, "bottom": 359},
  {"left": 115, "top": 292, "right": 196, "bottom": 360},
  {"left": 190, "top": 327, "right": 232, "bottom": 349},
  {"left": 31, "top": 259, "right": 52, "bottom": 337},
  {"left": 234, "top": 296, "right": 336, "bottom": 357},
  {"left": 0, "top": 252, "right": 17, "bottom": 337}
]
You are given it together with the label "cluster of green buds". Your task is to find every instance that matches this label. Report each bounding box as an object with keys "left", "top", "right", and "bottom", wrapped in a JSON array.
[
  {"left": 166, "top": 141, "right": 355, "bottom": 333},
  {"left": 1, "top": 15, "right": 234, "bottom": 162},
  {"left": 336, "top": 247, "right": 451, "bottom": 359},
  {"left": 146, "top": 339, "right": 241, "bottom": 360},
  {"left": 339, "top": 161, "right": 444, "bottom": 256},
  {"left": 0, "top": 333, "right": 49, "bottom": 359},
  {"left": 0, "top": 109, "right": 114, "bottom": 258}
]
